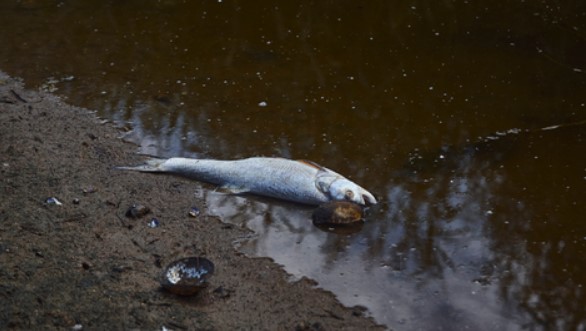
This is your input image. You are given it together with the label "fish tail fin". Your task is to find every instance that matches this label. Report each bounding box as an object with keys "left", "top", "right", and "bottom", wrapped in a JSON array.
[{"left": 116, "top": 157, "right": 168, "bottom": 172}]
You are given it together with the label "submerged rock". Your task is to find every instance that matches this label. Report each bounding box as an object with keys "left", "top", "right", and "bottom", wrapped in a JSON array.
[
  {"left": 160, "top": 257, "right": 215, "bottom": 296},
  {"left": 312, "top": 201, "right": 364, "bottom": 226}
]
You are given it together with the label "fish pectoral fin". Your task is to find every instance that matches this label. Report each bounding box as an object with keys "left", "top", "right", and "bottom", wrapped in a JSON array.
[
  {"left": 315, "top": 170, "right": 338, "bottom": 196},
  {"left": 218, "top": 184, "right": 250, "bottom": 195},
  {"left": 315, "top": 177, "right": 329, "bottom": 194}
]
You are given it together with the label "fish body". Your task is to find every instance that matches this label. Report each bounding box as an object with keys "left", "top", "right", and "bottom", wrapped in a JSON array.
[{"left": 118, "top": 157, "right": 377, "bottom": 206}]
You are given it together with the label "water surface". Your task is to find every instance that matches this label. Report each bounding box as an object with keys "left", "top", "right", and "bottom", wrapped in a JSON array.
[{"left": 1, "top": 1, "right": 585, "bottom": 329}]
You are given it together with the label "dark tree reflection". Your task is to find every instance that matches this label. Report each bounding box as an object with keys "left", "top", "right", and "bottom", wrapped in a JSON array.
[{"left": 203, "top": 125, "right": 585, "bottom": 330}]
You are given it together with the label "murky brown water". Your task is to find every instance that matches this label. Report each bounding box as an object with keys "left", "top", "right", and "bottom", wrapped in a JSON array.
[{"left": 2, "top": 1, "right": 585, "bottom": 329}]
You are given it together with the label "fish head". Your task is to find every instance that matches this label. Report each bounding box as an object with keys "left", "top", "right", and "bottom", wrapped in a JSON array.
[{"left": 324, "top": 177, "right": 378, "bottom": 206}]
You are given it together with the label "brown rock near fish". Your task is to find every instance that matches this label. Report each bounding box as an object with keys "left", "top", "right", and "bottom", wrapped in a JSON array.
[{"left": 312, "top": 201, "right": 365, "bottom": 226}]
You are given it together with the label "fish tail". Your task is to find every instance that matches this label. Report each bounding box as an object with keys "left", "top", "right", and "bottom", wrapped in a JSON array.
[{"left": 116, "top": 157, "right": 168, "bottom": 172}]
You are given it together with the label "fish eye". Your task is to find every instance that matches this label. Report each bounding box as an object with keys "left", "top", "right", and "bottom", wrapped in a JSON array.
[{"left": 344, "top": 190, "right": 354, "bottom": 200}]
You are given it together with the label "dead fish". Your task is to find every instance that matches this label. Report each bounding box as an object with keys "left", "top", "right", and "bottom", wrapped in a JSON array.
[{"left": 117, "top": 157, "right": 377, "bottom": 206}]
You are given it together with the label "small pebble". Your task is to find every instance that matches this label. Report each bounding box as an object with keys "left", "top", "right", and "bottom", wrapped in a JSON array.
[
  {"left": 82, "top": 186, "right": 97, "bottom": 194},
  {"left": 213, "top": 286, "right": 233, "bottom": 299},
  {"left": 188, "top": 207, "right": 200, "bottom": 217},
  {"left": 125, "top": 204, "right": 150, "bottom": 218},
  {"left": 148, "top": 218, "right": 160, "bottom": 228},
  {"left": 44, "top": 197, "right": 63, "bottom": 206}
]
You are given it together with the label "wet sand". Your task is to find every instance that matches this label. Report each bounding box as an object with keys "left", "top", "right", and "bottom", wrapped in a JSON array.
[{"left": 0, "top": 71, "right": 384, "bottom": 330}]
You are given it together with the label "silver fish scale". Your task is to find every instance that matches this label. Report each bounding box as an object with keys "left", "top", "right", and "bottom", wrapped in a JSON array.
[{"left": 162, "top": 157, "right": 330, "bottom": 205}]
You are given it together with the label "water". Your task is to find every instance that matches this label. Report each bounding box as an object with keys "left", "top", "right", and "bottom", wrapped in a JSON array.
[{"left": 1, "top": 1, "right": 585, "bottom": 329}]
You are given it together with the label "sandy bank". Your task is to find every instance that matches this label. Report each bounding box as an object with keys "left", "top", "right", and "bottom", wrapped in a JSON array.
[{"left": 0, "top": 72, "right": 384, "bottom": 330}]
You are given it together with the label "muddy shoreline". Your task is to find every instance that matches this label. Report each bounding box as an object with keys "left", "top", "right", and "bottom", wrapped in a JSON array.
[{"left": 0, "top": 72, "right": 384, "bottom": 330}]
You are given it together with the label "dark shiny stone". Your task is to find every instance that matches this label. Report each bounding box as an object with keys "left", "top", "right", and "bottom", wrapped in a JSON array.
[
  {"left": 160, "top": 257, "right": 215, "bottom": 296},
  {"left": 312, "top": 201, "right": 364, "bottom": 226},
  {"left": 125, "top": 204, "right": 150, "bottom": 218},
  {"left": 188, "top": 207, "right": 200, "bottom": 217}
]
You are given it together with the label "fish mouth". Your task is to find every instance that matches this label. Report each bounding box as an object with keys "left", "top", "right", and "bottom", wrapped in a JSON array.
[{"left": 361, "top": 193, "right": 378, "bottom": 206}]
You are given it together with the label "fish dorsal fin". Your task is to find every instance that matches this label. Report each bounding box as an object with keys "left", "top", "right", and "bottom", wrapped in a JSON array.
[{"left": 296, "top": 159, "right": 324, "bottom": 170}]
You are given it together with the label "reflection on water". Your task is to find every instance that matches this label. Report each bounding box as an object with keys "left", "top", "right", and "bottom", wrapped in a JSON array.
[
  {"left": 205, "top": 126, "right": 585, "bottom": 330},
  {"left": 1, "top": 1, "right": 586, "bottom": 329}
]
